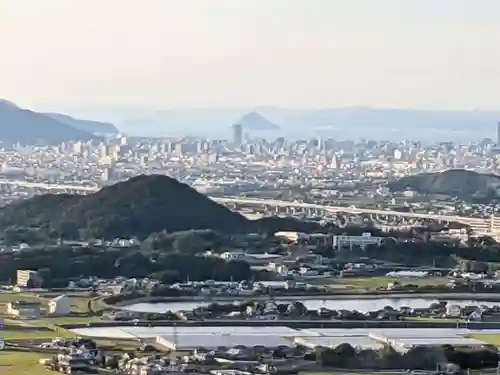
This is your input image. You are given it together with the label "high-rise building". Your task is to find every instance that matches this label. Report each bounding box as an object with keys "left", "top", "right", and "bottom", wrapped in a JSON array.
[
  {"left": 330, "top": 154, "right": 341, "bottom": 172},
  {"left": 232, "top": 124, "right": 243, "bottom": 146},
  {"left": 497, "top": 122, "right": 500, "bottom": 145}
]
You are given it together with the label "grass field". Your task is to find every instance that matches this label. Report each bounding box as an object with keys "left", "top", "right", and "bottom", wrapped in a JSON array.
[
  {"left": 0, "top": 328, "right": 75, "bottom": 341},
  {"left": 0, "top": 291, "right": 140, "bottom": 374},
  {"left": 467, "top": 333, "right": 500, "bottom": 347},
  {"left": 0, "top": 351, "right": 116, "bottom": 375},
  {"left": 403, "top": 316, "right": 461, "bottom": 323},
  {"left": 322, "top": 276, "right": 449, "bottom": 290},
  {"left": 0, "top": 352, "right": 52, "bottom": 375},
  {"left": 0, "top": 291, "right": 96, "bottom": 313},
  {"left": 0, "top": 293, "right": 95, "bottom": 341}
]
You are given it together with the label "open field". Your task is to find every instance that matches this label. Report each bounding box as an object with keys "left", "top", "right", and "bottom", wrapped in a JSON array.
[
  {"left": 0, "top": 291, "right": 96, "bottom": 313},
  {"left": 0, "top": 351, "right": 53, "bottom": 375},
  {"left": 0, "top": 292, "right": 100, "bottom": 342},
  {"left": 0, "top": 351, "right": 116, "bottom": 375},
  {"left": 0, "top": 327, "right": 75, "bottom": 341},
  {"left": 0, "top": 323, "right": 143, "bottom": 373},
  {"left": 0, "top": 292, "right": 41, "bottom": 304},
  {"left": 467, "top": 333, "right": 500, "bottom": 347},
  {"left": 321, "top": 276, "right": 449, "bottom": 290},
  {"left": 403, "top": 316, "right": 462, "bottom": 323}
]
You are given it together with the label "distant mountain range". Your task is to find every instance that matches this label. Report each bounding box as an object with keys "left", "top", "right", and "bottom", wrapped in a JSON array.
[
  {"left": 0, "top": 99, "right": 119, "bottom": 144},
  {"left": 64, "top": 106, "right": 500, "bottom": 141},
  {"left": 43, "top": 113, "right": 119, "bottom": 135},
  {"left": 236, "top": 111, "right": 280, "bottom": 131}
]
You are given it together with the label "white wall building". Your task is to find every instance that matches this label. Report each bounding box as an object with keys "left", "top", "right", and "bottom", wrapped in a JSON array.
[
  {"left": 48, "top": 295, "right": 71, "bottom": 316},
  {"left": 220, "top": 251, "right": 245, "bottom": 260},
  {"left": 274, "top": 231, "right": 309, "bottom": 243},
  {"left": 333, "top": 232, "right": 385, "bottom": 250}
]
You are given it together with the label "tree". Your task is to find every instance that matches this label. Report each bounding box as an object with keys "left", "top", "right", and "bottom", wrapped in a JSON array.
[
  {"left": 172, "top": 232, "right": 207, "bottom": 254},
  {"left": 379, "top": 345, "right": 401, "bottom": 368}
]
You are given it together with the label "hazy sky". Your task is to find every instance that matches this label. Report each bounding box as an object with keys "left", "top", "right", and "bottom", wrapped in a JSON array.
[{"left": 2, "top": 0, "right": 500, "bottom": 109}]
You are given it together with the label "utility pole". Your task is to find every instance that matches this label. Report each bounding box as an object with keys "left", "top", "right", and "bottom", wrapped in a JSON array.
[{"left": 170, "top": 323, "right": 178, "bottom": 367}]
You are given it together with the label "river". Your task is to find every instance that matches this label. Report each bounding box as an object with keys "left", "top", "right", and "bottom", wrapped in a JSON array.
[{"left": 121, "top": 295, "right": 500, "bottom": 313}]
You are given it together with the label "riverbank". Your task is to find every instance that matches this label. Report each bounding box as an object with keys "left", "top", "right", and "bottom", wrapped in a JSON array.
[{"left": 61, "top": 318, "right": 500, "bottom": 330}]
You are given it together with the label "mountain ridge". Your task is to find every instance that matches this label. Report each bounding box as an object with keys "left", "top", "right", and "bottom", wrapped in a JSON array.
[
  {"left": 66, "top": 107, "right": 500, "bottom": 140},
  {"left": 0, "top": 174, "right": 254, "bottom": 240},
  {"left": 236, "top": 111, "right": 280, "bottom": 130},
  {"left": 43, "top": 112, "right": 119, "bottom": 135},
  {"left": 0, "top": 101, "right": 95, "bottom": 144}
]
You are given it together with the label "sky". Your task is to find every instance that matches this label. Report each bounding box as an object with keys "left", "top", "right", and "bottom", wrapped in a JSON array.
[{"left": 1, "top": 0, "right": 500, "bottom": 110}]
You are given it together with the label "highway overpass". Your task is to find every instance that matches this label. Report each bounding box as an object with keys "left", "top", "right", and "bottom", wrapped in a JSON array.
[{"left": 0, "top": 179, "right": 493, "bottom": 233}]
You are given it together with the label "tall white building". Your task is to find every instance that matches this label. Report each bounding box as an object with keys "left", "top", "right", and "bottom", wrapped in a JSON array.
[{"left": 232, "top": 124, "right": 243, "bottom": 146}]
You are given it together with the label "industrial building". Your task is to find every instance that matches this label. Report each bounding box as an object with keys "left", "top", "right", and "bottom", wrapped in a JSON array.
[
  {"left": 69, "top": 326, "right": 499, "bottom": 353},
  {"left": 333, "top": 232, "right": 385, "bottom": 250},
  {"left": 156, "top": 334, "right": 293, "bottom": 351}
]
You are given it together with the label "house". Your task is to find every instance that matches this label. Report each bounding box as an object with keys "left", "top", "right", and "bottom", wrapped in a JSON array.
[
  {"left": 48, "top": 295, "right": 71, "bottom": 316},
  {"left": 446, "top": 304, "right": 462, "bottom": 318},
  {"left": 6, "top": 301, "right": 42, "bottom": 319},
  {"left": 274, "top": 231, "right": 309, "bottom": 243}
]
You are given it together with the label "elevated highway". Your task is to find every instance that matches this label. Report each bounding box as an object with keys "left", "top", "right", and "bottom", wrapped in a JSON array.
[
  {"left": 0, "top": 179, "right": 493, "bottom": 233},
  {"left": 0, "top": 179, "right": 98, "bottom": 192},
  {"left": 210, "top": 197, "right": 488, "bottom": 227}
]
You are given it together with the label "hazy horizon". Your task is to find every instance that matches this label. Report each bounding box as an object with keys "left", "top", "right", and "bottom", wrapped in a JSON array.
[{"left": 2, "top": 0, "right": 500, "bottom": 111}]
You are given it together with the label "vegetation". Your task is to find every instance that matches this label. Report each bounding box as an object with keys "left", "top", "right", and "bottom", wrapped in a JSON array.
[
  {"left": 467, "top": 333, "right": 500, "bottom": 347},
  {"left": 0, "top": 352, "right": 50, "bottom": 375},
  {"left": 3, "top": 228, "right": 500, "bottom": 287},
  {"left": 0, "top": 175, "right": 254, "bottom": 240},
  {"left": 0, "top": 245, "right": 253, "bottom": 286},
  {"left": 314, "top": 342, "right": 499, "bottom": 370},
  {"left": 0, "top": 328, "right": 74, "bottom": 341},
  {"left": 326, "top": 276, "right": 449, "bottom": 290},
  {"left": 387, "top": 169, "right": 500, "bottom": 199},
  {"left": 0, "top": 174, "right": 391, "bottom": 243},
  {"left": 4, "top": 174, "right": 500, "bottom": 285}
]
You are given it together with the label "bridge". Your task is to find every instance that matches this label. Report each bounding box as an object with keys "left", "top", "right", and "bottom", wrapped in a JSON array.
[
  {"left": 0, "top": 179, "right": 98, "bottom": 192},
  {"left": 210, "top": 197, "right": 485, "bottom": 225},
  {"left": 0, "top": 179, "right": 495, "bottom": 234}
]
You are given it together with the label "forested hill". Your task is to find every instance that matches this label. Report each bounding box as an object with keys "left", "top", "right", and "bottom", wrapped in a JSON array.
[
  {"left": 0, "top": 175, "right": 253, "bottom": 239},
  {"left": 387, "top": 169, "right": 500, "bottom": 199}
]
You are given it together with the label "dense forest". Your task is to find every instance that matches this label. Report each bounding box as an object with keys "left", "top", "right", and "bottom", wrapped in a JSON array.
[
  {"left": 0, "top": 175, "right": 368, "bottom": 241},
  {"left": 3, "top": 245, "right": 253, "bottom": 286},
  {"left": 0, "top": 175, "right": 254, "bottom": 239},
  {"left": 2, "top": 227, "right": 500, "bottom": 286}
]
